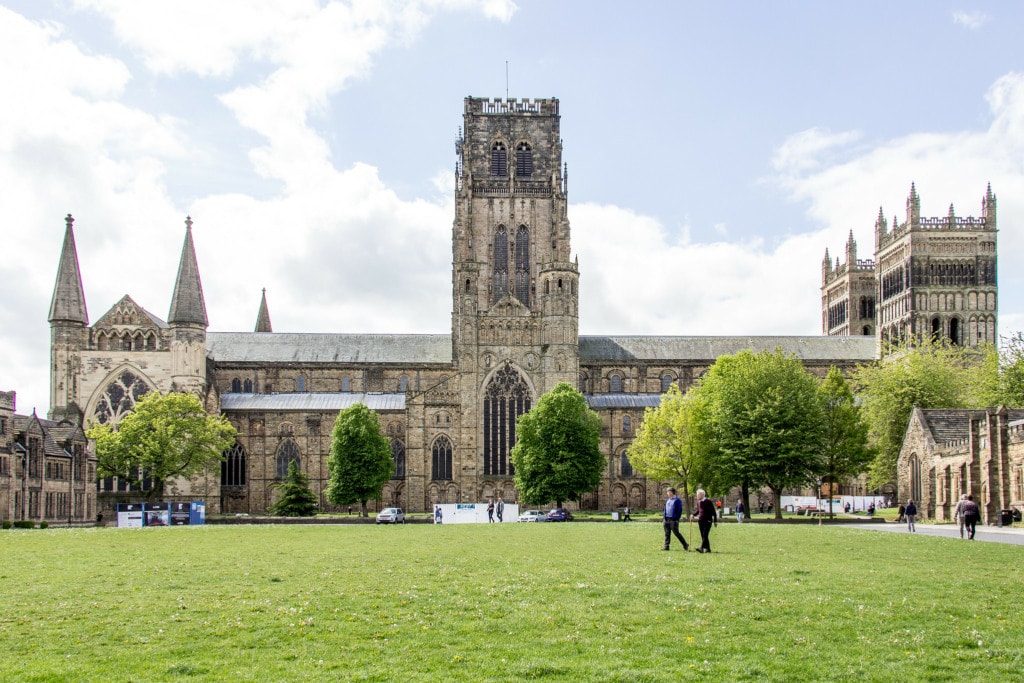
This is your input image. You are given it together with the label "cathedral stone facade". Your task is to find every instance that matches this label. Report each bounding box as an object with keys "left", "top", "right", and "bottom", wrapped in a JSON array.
[
  {"left": 48, "top": 97, "right": 894, "bottom": 516},
  {"left": 822, "top": 184, "right": 998, "bottom": 347}
]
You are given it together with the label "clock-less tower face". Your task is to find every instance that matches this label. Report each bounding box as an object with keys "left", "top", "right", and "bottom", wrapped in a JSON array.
[{"left": 450, "top": 97, "right": 580, "bottom": 484}]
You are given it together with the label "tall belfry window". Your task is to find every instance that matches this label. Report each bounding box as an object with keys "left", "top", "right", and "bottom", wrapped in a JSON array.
[
  {"left": 221, "top": 442, "right": 247, "bottom": 486},
  {"left": 483, "top": 363, "right": 531, "bottom": 477},
  {"left": 391, "top": 439, "right": 406, "bottom": 479},
  {"left": 492, "top": 226, "right": 509, "bottom": 303},
  {"left": 276, "top": 440, "right": 300, "bottom": 479},
  {"left": 432, "top": 436, "right": 453, "bottom": 480},
  {"left": 515, "top": 142, "right": 532, "bottom": 177},
  {"left": 515, "top": 226, "right": 530, "bottom": 306},
  {"left": 491, "top": 141, "right": 507, "bottom": 177}
]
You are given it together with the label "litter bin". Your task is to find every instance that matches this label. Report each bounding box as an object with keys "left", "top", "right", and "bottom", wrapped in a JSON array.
[{"left": 999, "top": 509, "right": 1014, "bottom": 527}]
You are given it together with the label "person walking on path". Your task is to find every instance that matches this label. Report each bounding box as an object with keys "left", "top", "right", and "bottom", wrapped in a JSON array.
[
  {"left": 693, "top": 489, "right": 717, "bottom": 553},
  {"left": 961, "top": 494, "right": 980, "bottom": 540},
  {"left": 735, "top": 500, "right": 745, "bottom": 524},
  {"left": 496, "top": 497, "right": 504, "bottom": 523},
  {"left": 905, "top": 499, "right": 917, "bottom": 532},
  {"left": 953, "top": 494, "right": 969, "bottom": 539},
  {"left": 434, "top": 506, "right": 443, "bottom": 524},
  {"left": 487, "top": 501, "right": 495, "bottom": 523},
  {"left": 662, "top": 488, "right": 689, "bottom": 551},
  {"left": 623, "top": 506, "right": 632, "bottom": 521}
]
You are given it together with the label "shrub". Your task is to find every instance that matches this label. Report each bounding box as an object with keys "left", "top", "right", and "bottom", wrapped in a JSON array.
[
  {"left": 13, "top": 520, "right": 34, "bottom": 529},
  {"left": 1, "top": 520, "right": 11, "bottom": 530},
  {"left": 39, "top": 520, "right": 49, "bottom": 529}
]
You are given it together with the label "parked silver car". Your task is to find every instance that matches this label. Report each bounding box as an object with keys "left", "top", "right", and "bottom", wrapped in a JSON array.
[
  {"left": 376, "top": 508, "right": 405, "bottom": 524},
  {"left": 517, "top": 509, "right": 547, "bottom": 522}
]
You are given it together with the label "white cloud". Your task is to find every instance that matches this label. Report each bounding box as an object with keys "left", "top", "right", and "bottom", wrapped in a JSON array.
[{"left": 952, "top": 10, "right": 990, "bottom": 30}]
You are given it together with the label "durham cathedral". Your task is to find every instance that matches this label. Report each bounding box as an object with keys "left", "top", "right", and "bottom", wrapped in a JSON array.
[{"left": 24, "top": 96, "right": 1000, "bottom": 520}]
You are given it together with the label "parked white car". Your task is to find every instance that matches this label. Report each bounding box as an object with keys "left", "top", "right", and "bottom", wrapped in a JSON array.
[
  {"left": 376, "top": 508, "right": 405, "bottom": 524},
  {"left": 517, "top": 510, "right": 547, "bottom": 522}
]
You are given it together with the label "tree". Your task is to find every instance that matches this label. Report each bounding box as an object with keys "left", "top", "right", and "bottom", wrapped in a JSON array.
[
  {"left": 511, "top": 382, "right": 604, "bottom": 508},
  {"left": 817, "top": 367, "right": 873, "bottom": 517},
  {"left": 964, "top": 334, "right": 1024, "bottom": 409},
  {"left": 325, "top": 402, "right": 392, "bottom": 517},
  {"left": 268, "top": 460, "right": 319, "bottom": 517},
  {"left": 694, "top": 349, "right": 824, "bottom": 519},
  {"left": 627, "top": 384, "right": 712, "bottom": 514},
  {"left": 87, "top": 391, "right": 237, "bottom": 498},
  {"left": 852, "top": 339, "right": 969, "bottom": 488}
]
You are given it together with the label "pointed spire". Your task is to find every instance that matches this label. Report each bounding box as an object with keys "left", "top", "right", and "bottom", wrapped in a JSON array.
[
  {"left": 48, "top": 214, "right": 89, "bottom": 325},
  {"left": 167, "top": 216, "right": 208, "bottom": 327},
  {"left": 906, "top": 182, "right": 920, "bottom": 228},
  {"left": 255, "top": 288, "right": 273, "bottom": 333},
  {"left": 845, "top": 230, "right": 857, "bottom": 263}
]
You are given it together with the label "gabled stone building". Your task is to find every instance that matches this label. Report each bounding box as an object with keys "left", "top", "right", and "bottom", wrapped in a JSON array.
[
  {"left": 898, "top": 407, "right": 1024, "bottom": 524},
  {"left": 47, "top": 96, "right": 906, "bottom": 516}
]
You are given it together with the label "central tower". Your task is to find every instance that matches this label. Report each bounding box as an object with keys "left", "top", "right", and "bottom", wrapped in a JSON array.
[{"left": 451, "top": 97, "right": 579, "bottom": 499}]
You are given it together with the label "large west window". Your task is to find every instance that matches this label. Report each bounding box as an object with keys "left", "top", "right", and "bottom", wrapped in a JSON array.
[{"left": 483, "top": 363, "right": 531, "bottom": 476}]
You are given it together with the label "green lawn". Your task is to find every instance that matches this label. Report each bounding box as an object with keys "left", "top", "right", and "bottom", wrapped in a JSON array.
[{"left": 1, "top": 522, "right": 1021, "bottom": 682}]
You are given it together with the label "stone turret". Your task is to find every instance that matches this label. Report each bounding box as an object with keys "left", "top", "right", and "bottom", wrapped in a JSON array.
[
  {"left": 167, "top": 217, "right": 208, "bottom": 394},
  {"left": 982, "top": 183, "right": 997, "bottom": 230},
  {"left": 873, "top": 207, "right": 887, "bottom": 252},
  {"left": 48, "top": 214, "right": 89, "bottom": 422},
  {"left": 906, "top": 183, "right": 920, "bottom": 229},
  {"left": 255, "top": 289, "right": 273, "bottom": 333}
]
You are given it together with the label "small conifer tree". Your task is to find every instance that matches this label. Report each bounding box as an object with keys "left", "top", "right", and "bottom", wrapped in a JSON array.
[{"left": 268, "top": 461, "right": 319, "bottom": 517}]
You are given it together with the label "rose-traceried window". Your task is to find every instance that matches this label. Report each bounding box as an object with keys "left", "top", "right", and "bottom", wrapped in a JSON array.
[{"left": 94, "top": 370, "right": 152, "bottom": 424}]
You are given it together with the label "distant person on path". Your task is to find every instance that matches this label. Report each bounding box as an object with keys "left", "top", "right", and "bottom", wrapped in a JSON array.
[
  {"left": 692, "top": 489, "right": 717, "bottom": 553},
  {"left": 623, "top": 506, "right": 632, "bottom": 521},
  {"left": 897, "top": 503, "right": 906, "bottom": 523},
  {"left": 759, "top": 501, "right": 765, "bottom": 514},
  {"left": 487, "top": 501, "right": 495, "bottom": 523},
  {"left": 435, "top": 506, "right": 443, "bottom": 524},
  {"left": 904, "top": 499, "right": 917, "bottom": 532},
  {"left": 662, "top": 487, "right": 689, "bottom": 551},
  {"left": 867, "top": 502, "right": 875, "bottom": 516},
  {"left": 961, "top": 495, "right": 980, "bottom": 540},
  {"left": 735, "top": 500, "right": 745, "bottom": 524},
  {"left": 496, "top": 497, "right": 504, "bottom": 523},
  {"left": 844, "top": 501, "right": 851, "bottom": 514},
  {"left": 953, "top": 494, "right": 969, "bottom": 539}
]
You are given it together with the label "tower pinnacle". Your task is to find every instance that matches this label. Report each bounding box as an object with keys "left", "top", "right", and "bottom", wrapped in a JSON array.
[
  {"left": 168, "top": 215, "right": 208, "bottom": 327},
  {"left": 48, "top": 213, "right": 89, "bottom": 325}
]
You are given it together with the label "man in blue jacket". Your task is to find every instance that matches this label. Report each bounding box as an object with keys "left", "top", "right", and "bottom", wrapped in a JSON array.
[{"left": 663, "top": 487, "right": 689, "bottom": 551}]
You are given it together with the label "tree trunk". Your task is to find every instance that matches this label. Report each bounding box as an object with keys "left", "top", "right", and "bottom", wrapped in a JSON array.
[
  {"left": 772, "top": 487, "right": 783, "bottom": 520},
  {"left": 740, "top": 481, "right": 750, "bottom": 520},
  {"left": 360, "top": 500, "right": 368, "bottom": 517}
]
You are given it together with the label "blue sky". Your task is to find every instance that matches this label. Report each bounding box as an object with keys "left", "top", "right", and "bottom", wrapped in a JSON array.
[{"left": 2, "top": 1, "right": 1023, "bottom": 414}]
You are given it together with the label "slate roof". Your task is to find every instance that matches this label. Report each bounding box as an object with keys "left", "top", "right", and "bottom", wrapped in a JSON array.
[
  {"left": 221, "top": 392, "right": 406, "bottom": 412},
  {"left": 920, "top": 408, "right": 1024, "bottom": 446},
  {"left": 207, "top": 333, "right": 452, "bottom": 364},
  {"left": 585, "top": 394, "right": 663, "bottom": 409},
  {"left": 579, "top": 335, "right": 878, "bottom": 363}
]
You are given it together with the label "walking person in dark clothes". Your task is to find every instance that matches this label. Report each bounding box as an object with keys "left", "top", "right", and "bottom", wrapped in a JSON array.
[
  {"left": 662, "top": 487, "right": 689, "bottom": 551},
  {"left": 961, "top": 494, "right": 981, "bottom": 540},
  {"left": 905, "top": 499, "right": 917, "bottom": 532},
  {"left": 692, "top": 489, "right": 717, "bottom": 553}
]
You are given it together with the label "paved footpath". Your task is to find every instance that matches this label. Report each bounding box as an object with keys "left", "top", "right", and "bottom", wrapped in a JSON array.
[{"left": 852, "top": 521, "right": 1024, "bottom": 546}]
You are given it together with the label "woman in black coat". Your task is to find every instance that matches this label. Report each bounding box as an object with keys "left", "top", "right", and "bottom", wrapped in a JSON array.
[{"left": 692, "top": 489, "right": 718, "bottom": 553}]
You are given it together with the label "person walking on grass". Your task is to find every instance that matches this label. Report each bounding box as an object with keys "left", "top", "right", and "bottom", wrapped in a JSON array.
[
  {"left": 961, "top": 494, "right": 980, "bottom": 540},
  {"left": 496, "top": 497, "right": 504, "bottom": 523},
  {"left": 735, "top": 500, "right": 745, "bottom": 524},
  {"left": 692, "top": 489, "right": 717, "bottom": 554},
  {"left": 487, "top": 500, "right": 495, "bottom": 523},
  {"left": 905, "top": 499, "right": 917, "bottom": 532},
  {"left": 662, "top": 488, "right": 689, "bottom": 551},
  {"left": 953, "top": 493, "right": 969, "bottom": 539}
]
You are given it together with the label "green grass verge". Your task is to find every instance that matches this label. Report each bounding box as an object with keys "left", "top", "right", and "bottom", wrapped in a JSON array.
[{"left": 1, "top": 522, "right": 1021, "bottom": 681}]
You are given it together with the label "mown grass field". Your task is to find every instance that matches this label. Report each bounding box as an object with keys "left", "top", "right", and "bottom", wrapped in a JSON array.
[{"left": 1, "top": 521, "right": 1021, "bottom": 682}]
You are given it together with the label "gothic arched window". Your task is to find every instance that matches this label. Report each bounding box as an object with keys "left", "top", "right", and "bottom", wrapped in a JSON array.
[
  {"left": 661, "top": 374, "right": 673, "bottom": 392},
  {"left": 516, "top": 141, "right": 533, "bottom": 177},
  {"left": 483, "top": 363, "right": 531, "bottom": 477},
  {"left": 491, "top": 141, "right": 507, "bottom": 177},
  {"left": 94, "top": 370, "right": 151, "bottom": 425},
  {"left": 515, "top": 226, "right": 530, "bottom": 306},
  {"left": 221, "top": 442, "right": 247, "bottom": 486},
  {"left": 276, "top": 440, "right": 300, "bottom": 479},
  {"left": 432, "top": 435, "right": 453, "bottom": 480},
  {"left": 620, "top": 451, "right": 633, "bottom": 478},
  {"left": 230, "top": 378, "right": 241, "bottom": 393},
  {"left": 243, "top": 378, "right": 253, "bottom": 393},
  {"left": 492, "top": 226, "right": 509, "bottom": 304},
  {"left": 391, "top": 439, "right": 406, "bottom": 479},
  {"left": 610, "top": 374, "right": 623, "bottom": 393}
]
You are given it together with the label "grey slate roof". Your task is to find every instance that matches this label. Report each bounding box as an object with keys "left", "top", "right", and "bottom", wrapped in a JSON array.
[
  {"left": 920, "top": 408, "right": 1024, "bottom": 446},
  {"left": 221, "top": 392, "right": 405, "bottom": 411},
  {"left": 207, "top": 333, "right": 452, "bottom": 364},
  {"left": 586, "top": 393, "right": 663, "bottom": 409},
  {"left": 167, "top": 219, "right": 209, "bottom": 326},
  {"left": 48, "top": 214, "right": 89, "bottom": 325},
  {"left": 579, "top": 335, "right": 878, "bottom": 362}
]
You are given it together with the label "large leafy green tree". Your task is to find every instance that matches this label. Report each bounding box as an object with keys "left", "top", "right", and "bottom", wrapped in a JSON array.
[
  {"left": 817, "top": 366, "right": 873, "bottom": 517},
  {"left": 964, "top": 334, "right": 1024, "bottom": 409},
  {"left": 511, "top": 382, "right": 604, "bottom": 508},
  {"left": 325, "top": 403, "right": 392, "bottom": 517},
  {"left": 627, "top": 384, "right": 712, "bottom": 514},
  {"left": 852, "top": 340, "right": 970, "bottom": 488},
  {"left": 87, "top": 391, "right": 237, "bottom": 498},
  {"left": 694, "top": 349, "right": 824, "bottom": 519},
  {"left": 268, "top": 460, "right": 319, "bottom": 517}
]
